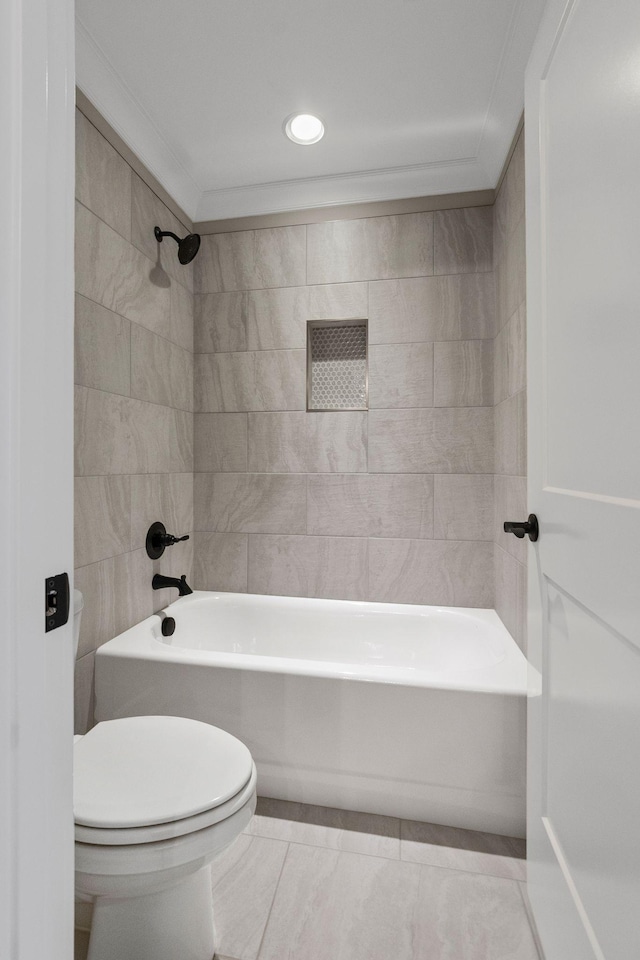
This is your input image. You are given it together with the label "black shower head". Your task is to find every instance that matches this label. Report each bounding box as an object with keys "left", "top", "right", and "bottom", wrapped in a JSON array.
[{"left": 154, "top": 226, "right": 201, "bottom": 265}]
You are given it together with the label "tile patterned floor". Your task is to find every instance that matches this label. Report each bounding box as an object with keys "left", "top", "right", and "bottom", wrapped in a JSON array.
[{"left": 76, "top": 798, "right": 543, "bottom": 960}]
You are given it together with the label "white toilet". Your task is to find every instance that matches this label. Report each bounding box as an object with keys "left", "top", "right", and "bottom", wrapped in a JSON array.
[{"left": 72, "top": 591, "right": 257, "bottom": 960}]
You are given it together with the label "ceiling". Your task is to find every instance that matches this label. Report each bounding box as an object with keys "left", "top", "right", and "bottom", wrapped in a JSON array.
[{"left": 76, "top": 0, "right": 546, "bottom": 222}]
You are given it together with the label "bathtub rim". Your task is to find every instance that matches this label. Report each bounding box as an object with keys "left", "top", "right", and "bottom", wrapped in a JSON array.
[{"left": 96, "top": 591, "right": 528, "bottom": 697}]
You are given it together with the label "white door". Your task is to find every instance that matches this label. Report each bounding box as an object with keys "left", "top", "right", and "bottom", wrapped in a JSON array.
[
  {"left": 526, "top": 1, "right": 640, "bottom": 958},
  {"left": 0, "top": 0, "right": 75, "bottom": 958}
]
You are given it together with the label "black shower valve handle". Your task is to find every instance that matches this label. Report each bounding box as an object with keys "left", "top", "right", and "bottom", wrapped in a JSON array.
[{"left": 145, "top": 521, "right": 190, "bottom": 559}]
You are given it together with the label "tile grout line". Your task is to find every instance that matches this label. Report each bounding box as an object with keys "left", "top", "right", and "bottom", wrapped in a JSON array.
[{"left": 254, "top": 841, "right": 291, "bottom": 960}]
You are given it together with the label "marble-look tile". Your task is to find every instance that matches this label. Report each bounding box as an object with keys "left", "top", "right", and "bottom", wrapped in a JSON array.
[
  {"left": 433, "top": 475, "right": 494, "bottom": 541},
  {"left": 306, "top": 413, "right": 368, "bottom": 473},
  {"left": 192, "top": 532, "right": 248, "bottom": 592},
  {"left": 434, "top": 206, "right": 493, "bottom": 276},
  {"left": 495, "top": 390, "right": 527, "bottom": 477},
  {"left": 307, "top": 475, "right": 433, "bottom": 539},
  {"left": 195, "top": 413, "right": 248, "bottom": 472},
  {"left": 74, "top": 386, "right": 134, "bottom": 476},
  {"left": 130, "top": 473, "right": 193, "bottom": 550},
  {"left": 368, "top": 342, "right": 433, "bottom": 408},
  {"left": 496, "top": 214, "right": 526, "bottom": 328},
  {"left": 245, "top": 286, "right": 309, "bottom": 350},
  {"left": 195, "top": 473, "right": 306, "bottom": 534},
  {"left": 494, "top": 475, "right": 528, "bottom": 563},
  {"left": 494, "top": 544, "right": 527, "bottom": 652},
  {"left": 128, "top": 401, "right": 193, "bottom": 474},
  {"left": 169, "top": 279, "right": 195, "bottom": 353},
  {"left": 75, "top": 111, "right": 131, "bottom": 240},
  {"left": 494, "top": 131, "right": 525, "bottom": 270},
  {"left": 130, "top": 172, "right": 194, "bottom": 292},
  {"left": 131, "top": 324, "right": 193, "bottom": 411},
  {"left": 74, "top": 476, "right": 131, "bottom": 568},
  {"left": 412, "top": 864, "right": 539, "bottom": 959},
  {"left": 309, "top": 282, "right": 368, "bottom": 320},
  {"left": 74, "top": 294, "right": 130, "bottom": 396},
  {"left": 195, "top": 350, "right": 305, "bottom": 412},
  {"left": 74, "top": 652, "right": 95, "bottom": 735},
  {"left": 369, "top": 274, "right": 495, "bottom": 344},
  {"left": 247, "top": 798, "right": 400, "bottom": 858},
  {"left": 434, "top": 339, "right": 493, "bottom": 407},
  {"left": 368, "top": 538, "right": 493, "bottom": 606},
  {"left": 247, "top": 412, "right": 307, "bottom": 473},
  {"left": 75, "top": 550, "right": 157, "bottom": 657},
  {"left": 210, "top": 835, "right": 288, "bottom": 960},
  {"left": 307, "top": 213, "right": 434, "bottom": 284},
  {"left": 400, "top": 819, "right": 526, "bottom": 880},
  {"left": 494, "top": 303, "right": 526, "bottom": 405},
  {"left": 75, "top": 203, "right": 171, "bottom": 337},
  {"left": 196, "top": 226, "right": 306, "bottom": 292},
  {"left": 259, "top": 844, "right": 422, "bottom": 960},
  {"left": 248, "top": 535, "right": 368, "bottom": 601},
  {"left": 195, "top": 292, "right": 247, "bottom": 353},
  {"left": 369, "top": 408, "right": 493, "bottom": 474}
]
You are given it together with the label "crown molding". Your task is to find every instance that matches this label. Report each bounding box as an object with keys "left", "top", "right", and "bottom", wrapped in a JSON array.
[
  {"left": 194, "top": 156, "right": 493, "bottom": 222},
  {"left": 75, "top": 18, "right": 201, "bottom": 220}
]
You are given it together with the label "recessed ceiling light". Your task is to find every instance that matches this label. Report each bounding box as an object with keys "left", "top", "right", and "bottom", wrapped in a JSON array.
[{"left": 284, "top": 113, "right": 325, "bottom": 145}]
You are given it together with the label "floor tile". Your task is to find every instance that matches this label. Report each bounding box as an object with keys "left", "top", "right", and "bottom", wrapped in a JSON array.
[
  {"left": 210, "top": 834, "right": 288, "bottom": 960},
  {"left": 412, "top": 865, "right": 540, "bottom": 959},
  {"left": 246, "top": 797, "right": 400, "bottom": 859},
  {"left": 259, "top": 844, "right": 538, "bottom": 960},
  {"left": 401, "top": 819, "right": 526, "bottom": 880},
  {"left": 258, "top": 844, "right": 421, "bottom": 960}
]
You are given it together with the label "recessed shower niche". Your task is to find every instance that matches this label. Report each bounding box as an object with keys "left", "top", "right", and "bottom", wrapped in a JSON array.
[{"left": 306, "top": 318, "right": 368, "bottom": 412}]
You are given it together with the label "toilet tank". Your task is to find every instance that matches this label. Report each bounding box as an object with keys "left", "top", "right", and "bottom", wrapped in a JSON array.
[{"left": 73, "top": 589, "right": 84, "bottom": 659}]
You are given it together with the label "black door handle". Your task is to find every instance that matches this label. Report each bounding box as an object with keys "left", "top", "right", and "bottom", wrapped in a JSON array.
[{"left": 503, "top": 514, "right": 539, "bottom": 542}]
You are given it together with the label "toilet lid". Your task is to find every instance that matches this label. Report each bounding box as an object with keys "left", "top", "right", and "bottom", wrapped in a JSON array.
[{"left": 74, "top": 716, "right": 253, "bottom": 829}]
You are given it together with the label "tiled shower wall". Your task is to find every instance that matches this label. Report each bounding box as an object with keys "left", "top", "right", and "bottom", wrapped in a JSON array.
[
  {"left": 493, "top": 131, "right": 527, "bottom": 651},
  {"left": 73, "top": 109, "right": 194, "bottom": 733},
  {"left": 192, "top": 208, "right": 497, "bottom": 606}
]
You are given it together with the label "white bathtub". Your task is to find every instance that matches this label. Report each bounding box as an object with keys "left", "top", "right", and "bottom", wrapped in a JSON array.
[{"left": 95, "top": 592, "right": 527, "bottom": 837}]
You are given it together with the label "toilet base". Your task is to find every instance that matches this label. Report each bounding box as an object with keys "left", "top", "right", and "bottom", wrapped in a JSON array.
[{"left": 86, "top": 864, "right": 215, "bottom": 960}]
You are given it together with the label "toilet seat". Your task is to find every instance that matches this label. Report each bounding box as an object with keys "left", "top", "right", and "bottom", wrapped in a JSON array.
[{"left": 74, "top": 716, "right": 254, "bottom": 844}]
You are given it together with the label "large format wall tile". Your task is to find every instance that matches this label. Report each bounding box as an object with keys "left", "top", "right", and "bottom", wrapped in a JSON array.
[
  {"left": 309, "top": 282, "right": 368, "bottom": 320},
  {"left": 434, "top": 206, "right": 493, "bottom": 276},
  {"left": 434, "top": 340, "right": 493, "bottom": 407},
  {"left": 75, "top": 111, "right": 131, "bottom": 240},
  {"left": 306, "top": 413, "right": 368, "bottom": 473},
  {"left": 494, "top": 302, "right": 526, "bottom": 405},
  {"left": 495, "top": 390, "right": 526, "bottom": 477},
  {"left": 368, "top": 538, "right": 493, "bottom": 606},
  {"left": 74, "top": 294, "right": 130, "bottom": 397},
  {"left": 369, "top": 408, "right": 493, "bottom": 474},
  {"left": 195, "top": 291, "right": 247, "bottom": 353},
  {"left": 169, "top": 280, "right": 195, "bottom": 353},
  {"left": 248, "top": 412, "right": 307, "bottom": 473},
  {"left": 195, "top": 413, "right": 248, "bottom": 472},
  {"left": 75, "top": 203, "right": 172, "bottom": 337},
  {"left": 130, "top": 473, "right": 193, "bottom": 550},
  {"left": 197, "top": 226, "right": 306, "bottom": 292},
  {"left": 246, "top": 286, "right": 309, "bottom": 350},
  {"left": 195, "top": 473, "right": 306, "bottom": 534},
  {"left": 195, "top": 350, "right": 305, "bottom": 412},
  {"left": 130, "top": 172, "right": 194, "bottom": 292},
  {"left": 75, "top": 386, "right": 134, "bottom": 476},
  {"left": 307, "top": 475, "right": 434, "bottom": 539},
  {"left": 307, "top": 213, "right": 434, "bottom": 284},
  {"left": 369, "top": 342, "right": 434, "bottom": 408},
  {"left": 433, "top": 475, "right": 494, "bottom": 541},
  {"left": 128, "top": 401, "right": 193, "bottom": 474},
  {"left": 131, "top": 323, "right": 193, "bottom": 411},
  {"left": 369, "top": 274, "right": 495, "bottom": 344},
  {"left": 75, "top": 476, "right": 131, "bottom": 568},
  {"left": 248, "top": 535, "right": 368, "bottom": 601},
  {"left": 74, "top": 652, "right": 95, "bottom": 735},
  {"left": 193, "top": 532, "right": 248, "bottom": 592},
  {"left": 494, "top": 544, "right": 527, "bottom": 651}
]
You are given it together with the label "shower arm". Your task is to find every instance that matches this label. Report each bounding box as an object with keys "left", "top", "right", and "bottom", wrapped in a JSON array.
[{"left": 154, "top": 227, "right": 181, "bottom": 245}]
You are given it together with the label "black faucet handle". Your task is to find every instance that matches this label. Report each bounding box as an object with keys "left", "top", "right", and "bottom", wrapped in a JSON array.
[
  {"left": 163, "top": 533, "right": 190, "bottom": 546},
  {"left": 146, "top": 521, "right": 189, "bottom": 559}
]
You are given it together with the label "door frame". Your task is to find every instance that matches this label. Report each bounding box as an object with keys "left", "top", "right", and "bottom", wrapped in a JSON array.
[{"left": 0, "top": 0, "right": 75, "bottom": 958}]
